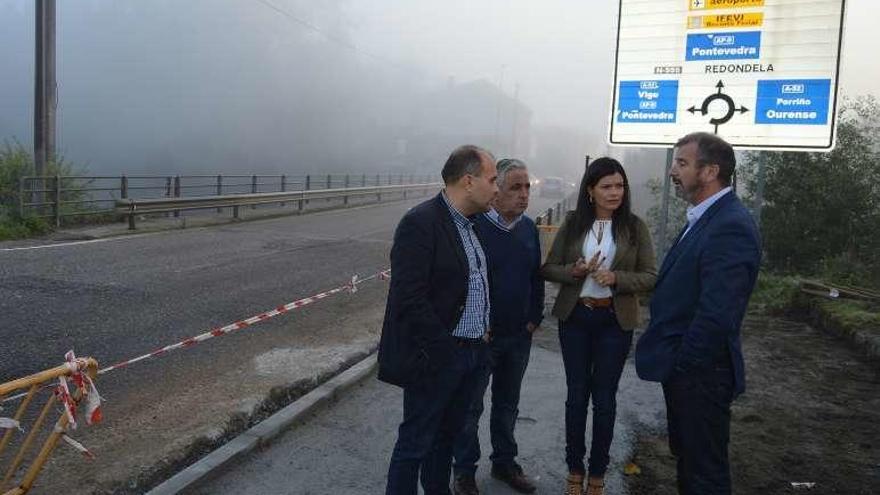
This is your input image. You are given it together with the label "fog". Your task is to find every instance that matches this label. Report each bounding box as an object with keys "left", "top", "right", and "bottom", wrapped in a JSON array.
[{"left": 1, "top": 0, "right": 877, "bottom": 201}]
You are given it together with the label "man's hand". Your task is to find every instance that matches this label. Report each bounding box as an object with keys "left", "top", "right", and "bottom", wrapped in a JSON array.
[{"left": 526, "top": 322, "right": 540, "bottom": 334}]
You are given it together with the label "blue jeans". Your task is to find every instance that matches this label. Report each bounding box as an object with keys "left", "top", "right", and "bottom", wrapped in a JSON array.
[
  {"left": 663, "top": 366, "right": 735, "bottom": 495},
  {"left": 386, "top": 343, "right": 489, "bottom": 495},
  {"left": 453, "top": 332, "right": 532, "bottom": 476},
  {"left": 558, "top": 305, "right": 633, "bottom": 476}
]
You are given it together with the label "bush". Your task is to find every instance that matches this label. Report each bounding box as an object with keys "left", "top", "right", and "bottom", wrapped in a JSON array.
[
  {"left": 750, "top": 272, "right": 801, "bottom": 314},
  {"left": 0, "top": 141, "right": 32, "bottom": 221},
  {"left": 0, "top": 140, "right": 88, "bottom": 238},
  {"left": 0, "top": 216, "right": 51, "bottom": 240}
]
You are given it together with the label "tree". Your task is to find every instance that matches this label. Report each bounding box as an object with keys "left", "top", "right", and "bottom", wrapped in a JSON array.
[{"left": 741, "top": 95, "right": 880, "bottom": 284}]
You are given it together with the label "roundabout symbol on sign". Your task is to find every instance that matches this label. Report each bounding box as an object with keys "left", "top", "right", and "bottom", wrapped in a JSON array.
[{"left": 687, "top": 80, "right": 749, "bottom": 134}]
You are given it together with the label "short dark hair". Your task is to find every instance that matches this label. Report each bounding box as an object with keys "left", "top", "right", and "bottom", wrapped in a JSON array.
[
  {"left": 441, "top": 145, "right": 494, "bottom": 184},
  {"left": 675, "top": 132, "right": 735, "bottom": 186}
]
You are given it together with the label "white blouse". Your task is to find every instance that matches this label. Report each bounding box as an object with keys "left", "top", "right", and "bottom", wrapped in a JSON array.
[{"left": 579, "top": 219, "right": 616, "bottom": 298}]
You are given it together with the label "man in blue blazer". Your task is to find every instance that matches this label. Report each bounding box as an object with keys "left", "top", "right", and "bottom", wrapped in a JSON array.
[
  {"left": 636, "top": 133, "right": 761, "bottom": 495},
  {"left": 379, "top": 145, "right": 499, "bottom": 494}
]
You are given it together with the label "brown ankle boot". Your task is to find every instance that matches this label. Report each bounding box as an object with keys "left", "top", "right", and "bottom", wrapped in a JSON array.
[
  {"left": 565, "top": 472, "right": 584, "bottom": 495},
  {"left": 586, "top": 476, "right": 604, "bottom": 495}
]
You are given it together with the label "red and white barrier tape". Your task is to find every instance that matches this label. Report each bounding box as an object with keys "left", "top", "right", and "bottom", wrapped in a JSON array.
[
  {"left": 55, "top": 425, "right": 96, "bottom": 459},
  {"left": 1, "top": 268, "right": 392, "bottom": 405},
  {"left": 97, "top": 269, "right": 390, "bottom": 375},
  {"left": 58, "top": 351, "right": 103, "bottom": 428},
  {"left": 0, "top": 417, "right": 24, "bottom": 432}
]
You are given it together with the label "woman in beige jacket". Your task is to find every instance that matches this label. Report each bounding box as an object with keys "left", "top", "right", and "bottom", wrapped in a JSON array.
[{"left": 541, "top": 157, "right": 657, "bottom": 495}]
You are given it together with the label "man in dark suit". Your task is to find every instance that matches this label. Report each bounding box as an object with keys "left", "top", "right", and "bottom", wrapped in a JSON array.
[
  {"left": 635, "top": 133, "right": 761, "bottom": 495},
  {"left": 379, "top": 145, "right": 499, "bottom": 495}
]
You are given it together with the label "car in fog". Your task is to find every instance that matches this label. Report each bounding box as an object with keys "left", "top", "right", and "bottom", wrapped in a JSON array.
[{"left": 539, "top": 176, "right": 565, "bottom": 198}]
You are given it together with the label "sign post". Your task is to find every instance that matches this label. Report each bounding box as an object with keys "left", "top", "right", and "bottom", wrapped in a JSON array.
[{"left": 609, "top": 0, "right": 846, "bottom": 151}]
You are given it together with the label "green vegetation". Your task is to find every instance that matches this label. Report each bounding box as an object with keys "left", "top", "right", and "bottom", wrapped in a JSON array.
[
  {"left": 749, "top": 272, "right": 802, "bottom": 314},
  {"left": 817, "top": 298, "right": 880, "bottom": 328},
  {"left": 0, "top": 140, "right": 83, "bottom": 240},
  {"left": 740, "top": 95, "right": 880, "bottom": 289},
  {"left": 0, "top": 216, "right": 50, "bottom": 240}
]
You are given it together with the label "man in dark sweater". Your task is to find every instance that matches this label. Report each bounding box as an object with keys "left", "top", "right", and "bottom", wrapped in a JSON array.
[{"left": 452, "top": 159, "right": 545, "bottom": 495}]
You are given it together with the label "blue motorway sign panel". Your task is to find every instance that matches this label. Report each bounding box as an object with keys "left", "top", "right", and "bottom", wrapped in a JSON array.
[
  {"left": 755, "top": 79, "right": 831, "bottom": 125},
  {"left": 685, "top": 31, "right": 761, "bottom": 61},
  {"left": 616, "top": 80, "right": 679, "bottom": 123}
]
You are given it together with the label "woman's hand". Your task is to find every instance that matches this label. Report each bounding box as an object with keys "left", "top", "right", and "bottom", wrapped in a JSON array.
[
  {"left": 592, "top": 268, "right": 616, "bottom": 287},
  {"left": 571, "top": 257, "right": 588, "bottom": 278},
  {"left": 585, "top": 251, "right": 605, "bottom": 273},
  {"left": 572, "top": 252, "right": 604, "bottom": 279}
]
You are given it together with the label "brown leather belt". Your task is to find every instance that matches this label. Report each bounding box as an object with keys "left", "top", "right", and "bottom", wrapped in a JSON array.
[{"left": 580, "top": 297, "right": 613, "bottom": 309}]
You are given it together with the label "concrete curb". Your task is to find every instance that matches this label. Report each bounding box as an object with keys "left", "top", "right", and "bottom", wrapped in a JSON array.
[
  {"left": 813, "top": 304, "right": 880, "bottom": 363},
  {"left": 145, "top": 353, "right": 378, "bottom": 495},
  {"left": 789, "top": 294, "right": 880, "bottom": 364}
]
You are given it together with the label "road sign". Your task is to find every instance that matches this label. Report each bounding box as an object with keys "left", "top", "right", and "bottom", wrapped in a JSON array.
[{"left": 608, "top": 0, "right": 846, "bottom": 150}]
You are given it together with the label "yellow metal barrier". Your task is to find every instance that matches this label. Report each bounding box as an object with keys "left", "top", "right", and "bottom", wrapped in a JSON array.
[{"left": 0, "top": 358, "right": 98, "bottom": 495}]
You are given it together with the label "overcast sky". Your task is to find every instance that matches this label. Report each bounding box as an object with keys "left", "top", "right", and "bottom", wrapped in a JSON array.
[
  {"left": 0, "top": 0, "right": 875, "bottom": 176},
  {"left": 344, "top": 0, "right": 620, "bottom": 130}
]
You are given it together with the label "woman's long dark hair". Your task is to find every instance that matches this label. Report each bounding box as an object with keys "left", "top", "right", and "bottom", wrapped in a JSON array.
[{"left": 565, "top": 157, "right": 637, "bottom": 247}]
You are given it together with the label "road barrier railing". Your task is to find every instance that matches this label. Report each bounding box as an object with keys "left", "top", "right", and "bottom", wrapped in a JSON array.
[
  {"left": 115, "top": 182, "right": 441, "bottom": 229},
  {"left": 534, "top": 192, "right": 578, "bottom": 262},
  {"left": 534, "top": 193, "right": 575, "bottom": 227},
  {"left": 0, "top": 357, "right": 99, "bottom": 495},
  {"left": 19, "top": 173, "right": 437, "bottom": 227}
]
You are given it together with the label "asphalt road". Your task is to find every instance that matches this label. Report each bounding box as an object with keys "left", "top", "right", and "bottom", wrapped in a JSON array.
[
  {"left": 193, "top": 343, "right": 664, "bottom": 495},
  {"left": 0, "top": 192, "right": 564, "bottom": 494},
  {"left": 1, "top": 201, "right": 404, "bottom": 380},
  {"left": 1, "top": 194, "right": 562, "bottom": 379}
]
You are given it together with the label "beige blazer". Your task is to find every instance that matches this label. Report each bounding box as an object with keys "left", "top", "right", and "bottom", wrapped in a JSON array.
[{"left": 541, "top": 212, "right": 657, "bottom": 330}]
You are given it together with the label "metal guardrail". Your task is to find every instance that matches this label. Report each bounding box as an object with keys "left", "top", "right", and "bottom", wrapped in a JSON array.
[
  {"left": 115, "top": 182, "right": 441, "bottom": 229},
  {"left": 19, "top": 173, "right": 436, "bottom": 227},
  {"left": 535, "top": 193, "right": 576, "bottom": 226}
]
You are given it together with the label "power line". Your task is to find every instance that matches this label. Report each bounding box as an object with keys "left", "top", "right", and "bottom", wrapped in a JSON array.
[{"left": 252, "top": 0, "right": 419, "bottom": 75}]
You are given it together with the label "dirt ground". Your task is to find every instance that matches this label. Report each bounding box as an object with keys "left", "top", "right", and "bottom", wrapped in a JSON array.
[{"left": 627, "top": 313, "right": 880, "bottom": 494}]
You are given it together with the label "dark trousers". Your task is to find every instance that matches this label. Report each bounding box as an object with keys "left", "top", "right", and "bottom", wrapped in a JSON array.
[
  {"left": 662, "top": 366, "right": 735, "bottom": 495},
  {"left": 453, "top": 332, "right": 532, "bottom": 476},
  {"left": 386, "top": 343, "right": 489, "bottom": 495},
  {"left": 559, "top": 305, "right": 633, "bottom": 476}
]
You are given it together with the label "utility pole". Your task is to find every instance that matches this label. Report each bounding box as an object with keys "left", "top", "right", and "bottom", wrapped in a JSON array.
[{"left": 34, "top": 0, "right": 57, "bottom": 199}]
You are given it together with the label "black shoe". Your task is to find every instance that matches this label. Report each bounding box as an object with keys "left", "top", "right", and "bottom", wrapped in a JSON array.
[
  {"left": 453, "top": 474, "right": 479, "bottom": 495},
  {"left": 491, "top": 462, "right": 536, "bottom": 494}
]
